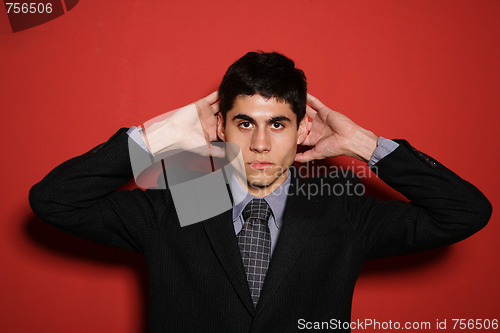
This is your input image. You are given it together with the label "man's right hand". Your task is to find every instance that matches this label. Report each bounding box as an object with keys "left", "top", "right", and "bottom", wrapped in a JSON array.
[{"left": 141, "top": 92, "right": 222, "bottom": 157}]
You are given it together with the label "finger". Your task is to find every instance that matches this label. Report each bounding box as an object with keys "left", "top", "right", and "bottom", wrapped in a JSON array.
[
  {"left": 306, "top": 105, "right": 318, "bottom": 118},
  {"left": 204, "top": 91, "right": 219, "bottom": 105},
  {"left": 211, "top": 101, "right": 220, "bottom": 115},
  {"left": 301, "top": 134, "right": 318, "bottom": 147},
  {"left": 307, "top": 93, "right": 326, "bottom": 110},
  {"left": 198, "top": 100, "right": 219, "bottom": 116},
  {"left": 300, "top": 137, "right": 312, "bottom": 147},
  {"left": 295, "top": 149, "right": 323, "bottom": 163},
  {"left": 306, "top": 116, "right": 313, "bottom": 132}
]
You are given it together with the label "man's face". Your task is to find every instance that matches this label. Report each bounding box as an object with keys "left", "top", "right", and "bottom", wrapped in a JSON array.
[{"left": 217, "top": 94, "right": 307, "bottom": 196}]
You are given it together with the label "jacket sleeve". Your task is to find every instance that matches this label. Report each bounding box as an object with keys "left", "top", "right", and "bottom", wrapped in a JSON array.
[
  {"left": 344, "top": 139, "right": 492, "bottom": 260},
  {"left": 28, "top": 128, "right": 169, "bottom": 252}
]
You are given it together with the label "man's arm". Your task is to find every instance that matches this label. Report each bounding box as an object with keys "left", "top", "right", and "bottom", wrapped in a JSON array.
[
  {"left": 29, "top": 93, "right": 221, "bottom": 251},
  {"left": 346, "top": 139, "right": 492, "bottom": 259},
  {"left": 297, "top": 94, "right": 492, "bottom": 259},
  {"left": 28, "top": 128, "right": 168, "bottom": 252}
]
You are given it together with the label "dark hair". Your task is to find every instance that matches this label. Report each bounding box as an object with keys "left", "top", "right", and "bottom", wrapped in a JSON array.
[{"left": 218, "top": 51, "right": 307, "bottom": 127}]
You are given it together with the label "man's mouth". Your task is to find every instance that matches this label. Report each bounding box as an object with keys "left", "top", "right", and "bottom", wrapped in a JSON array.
[{"left": 248, "top": 161, "right": 274, "bottom": 170}]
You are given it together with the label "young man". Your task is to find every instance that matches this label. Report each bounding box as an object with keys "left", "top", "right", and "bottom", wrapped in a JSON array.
[{"left": 29, "top": 51, "right": 491, "bottom": 332}]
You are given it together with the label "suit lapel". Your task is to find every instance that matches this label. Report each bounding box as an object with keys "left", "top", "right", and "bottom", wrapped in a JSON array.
[
  {"left": 202, "top": 209, "right": 256, "bottom": 315},
  {"left": 255, "top": 173, "right": 326, "bottom": 314}
]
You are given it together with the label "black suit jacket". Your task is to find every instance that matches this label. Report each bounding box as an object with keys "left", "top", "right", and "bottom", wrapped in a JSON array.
[{"left": 29, "top": 128, "right": 492, "bottom": 332}]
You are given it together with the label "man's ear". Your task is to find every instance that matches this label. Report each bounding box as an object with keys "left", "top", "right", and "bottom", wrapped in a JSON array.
[
  {"left": 297, "top": 116, "right": 309, "bottom": 145},
  {"left": 216, "top": 112, "right": 226, "bottom": 142}
]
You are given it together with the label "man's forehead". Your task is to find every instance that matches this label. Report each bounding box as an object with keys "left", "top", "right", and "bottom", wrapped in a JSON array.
[
  {"left": 229, "top": 94, "right": 296, "bottom": 120},
  {"left": 233, "top": 94, "right": 290, "bottom": 105}
]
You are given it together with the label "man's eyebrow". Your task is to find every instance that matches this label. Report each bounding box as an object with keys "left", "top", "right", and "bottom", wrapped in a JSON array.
[
  {"left": 232, "top": 114, "right": 255, "bottom": 123},
  {"left": 232, "top": 114, "right": 292, "bottom": 123},
  {"left": 268, "top": 116, "right": 291, "bottom": 123}
]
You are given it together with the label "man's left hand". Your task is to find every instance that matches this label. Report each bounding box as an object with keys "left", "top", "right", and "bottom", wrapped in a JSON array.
[{"left": 295, "top": 94, "right": 379, "bottom": 163}]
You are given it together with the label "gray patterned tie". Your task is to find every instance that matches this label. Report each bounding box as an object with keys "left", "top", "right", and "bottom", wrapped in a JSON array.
[{"left": 237, "top": 198, "right": 272, "bottom": 307}]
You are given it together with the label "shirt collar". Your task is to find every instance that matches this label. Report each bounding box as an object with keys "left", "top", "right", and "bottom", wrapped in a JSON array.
[{"left": 231, "top": 168, "right": 291, "bottom": 229}]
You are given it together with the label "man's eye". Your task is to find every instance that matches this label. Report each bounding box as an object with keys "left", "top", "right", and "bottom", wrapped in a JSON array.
[
  {"left": 271, "top": 122, "right": 284, "bottom": 129},
  {"left": 239, "top": 121, "right": 252, "bottom": 129}
]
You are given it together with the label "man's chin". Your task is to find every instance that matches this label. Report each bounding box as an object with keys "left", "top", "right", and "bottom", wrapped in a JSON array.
[
  {"left": 246, "top": 178, "right": 275, "bottom": 189},
  {"left": 246, "top": 171, "right": 287, "bottom": 189}
]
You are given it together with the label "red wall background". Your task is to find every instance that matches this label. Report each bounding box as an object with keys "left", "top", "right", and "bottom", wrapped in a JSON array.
[{"left": 1, "top": 0, "right": 499, "bottom": 332}]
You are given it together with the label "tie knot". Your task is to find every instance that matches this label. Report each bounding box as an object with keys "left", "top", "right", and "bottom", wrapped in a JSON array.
[{"left": 242, "top": 198, "right": 272, "bottom": 222}]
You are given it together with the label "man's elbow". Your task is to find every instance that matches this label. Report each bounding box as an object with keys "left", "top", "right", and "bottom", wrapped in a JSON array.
[
  {"left": 468, "top": 195, "right": 493, "bottom": 234},
  {"left": 28, "top": 182, "right": 50, "bottom": 220}
]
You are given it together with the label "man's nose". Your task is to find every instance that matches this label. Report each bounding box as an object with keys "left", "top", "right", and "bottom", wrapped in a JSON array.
[{"left": 250, "top": 127, "right": 271, "bottom": 153}]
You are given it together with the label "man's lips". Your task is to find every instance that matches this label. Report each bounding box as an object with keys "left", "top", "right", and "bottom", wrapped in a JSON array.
[{"left": 248, "top": 161, "right": 275, "bottom": 170}]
